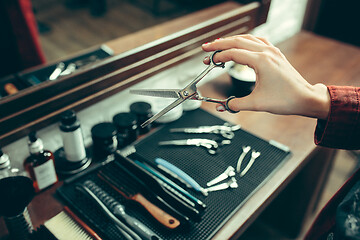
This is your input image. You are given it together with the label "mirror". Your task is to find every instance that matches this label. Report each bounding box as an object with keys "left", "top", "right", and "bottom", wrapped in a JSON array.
[
  {"left": 34, "top": 0, "right": 205, "bottom": 62},
  {"left": 0, "top": 0, "right": 270, "bottom": 146}
]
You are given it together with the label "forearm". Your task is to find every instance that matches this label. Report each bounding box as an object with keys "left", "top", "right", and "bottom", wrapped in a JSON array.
[{"left": 315, "top": 86, "right": 360, "bottom": 150}]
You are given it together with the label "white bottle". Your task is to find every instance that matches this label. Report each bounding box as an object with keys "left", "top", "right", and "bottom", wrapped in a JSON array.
[{"left": 59, "top": 110, "right": 86, "bottom": 162}]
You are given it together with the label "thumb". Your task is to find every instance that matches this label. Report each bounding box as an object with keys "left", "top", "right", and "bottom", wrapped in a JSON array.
[{"left": 216, "top": 95, "right": 255, "bottom": 113}]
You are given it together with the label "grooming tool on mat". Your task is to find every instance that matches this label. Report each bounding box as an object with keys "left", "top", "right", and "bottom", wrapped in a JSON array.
[
  {"left": 239, "top": 150, "right": 261, "bottom": 177},
  {"left": 204, "top": 177, "right": 238, "bottom": 193},
  {"left": 155, "top": 158, "right": 208, "bottom": 196},
  {"left": 81, "top": 180, "right": 162, "bottom": 240},
  {"left": 44, "top": 206, "right": 102, "bottom": 240},
  {"left": 170, "top": 123, "right": 241, "bottom": 139},
  {"left": 133, "top": 159, "right": 206, "bottom": 211},
  {"left": 110, "top": 155, "right": 194, "bottom": 224},
  {"left": 236, "top": 146, "right": 251, "bottom": 173},
  {"left": 206, "top": 166, "right": 236, "bottom": 187},
  {"left": 130, "top": 51, "right": 239, "bottom": 128},
  {"left": 76, "top": 183, "right": 140, "bottom": 240},
  {"left": 97, "top": 170, "right": 181, "bottom": 229},
  {"left": 158, "top": 138, "right": 231, "bottom": 155},
  {"left": 130, "top": 162, "right": 203, "bottom": 221}
]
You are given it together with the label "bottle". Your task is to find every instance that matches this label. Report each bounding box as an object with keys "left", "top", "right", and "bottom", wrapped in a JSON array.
[
  {"left": 113, "top": 112, "right": 138, "bottom": 149},
  {"left": 59, "top": 110, "right": 86, "bottom": 162},
  {"left": 130, "top": 101, "right": 153, "bottom": 134},
  {"left": 91, "top": 122, "right": 118, "bottom": 160},
  {"left": 24, "top": 132, "right": 58, "bottom": 192},
  {"left": 0, "top": 149, "right": 11, "bottom": 179}
]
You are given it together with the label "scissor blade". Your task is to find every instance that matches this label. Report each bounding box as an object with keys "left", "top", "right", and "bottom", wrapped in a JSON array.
[
  {"left": 141, "top": 98, "right": 186, "bottom": 128},
  {"left": 130, "top": 89, "right": 181, "bottom": 98}
]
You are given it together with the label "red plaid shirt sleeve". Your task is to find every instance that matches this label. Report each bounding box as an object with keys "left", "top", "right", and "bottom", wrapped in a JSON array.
[{"left": 315, "top": 86, "right": 360, "bottom": 150}]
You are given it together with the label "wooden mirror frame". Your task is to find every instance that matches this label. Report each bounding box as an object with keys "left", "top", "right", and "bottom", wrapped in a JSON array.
[{"left": 0, "top": 0, "right": 270, "bottom": 146}]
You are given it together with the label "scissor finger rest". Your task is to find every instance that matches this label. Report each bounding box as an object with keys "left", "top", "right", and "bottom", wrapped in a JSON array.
[{"left": 196, "top": 96, "right": 239, "bottom": 113}]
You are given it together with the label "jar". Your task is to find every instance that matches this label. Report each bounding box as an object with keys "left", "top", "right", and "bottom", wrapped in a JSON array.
[
  {"left": 113, "top": 113, "right": 138, "bottom": 148},
  {"left": 91, "top": 122, "right": 118, "bottom": 160},
  {"left": 130, "top": 101, "right": 152, "bottom": 134}
]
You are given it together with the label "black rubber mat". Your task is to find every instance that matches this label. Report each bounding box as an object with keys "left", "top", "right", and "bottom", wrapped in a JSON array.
[{"left": 57, "top": 109, "right": 291, "bottom": 240}]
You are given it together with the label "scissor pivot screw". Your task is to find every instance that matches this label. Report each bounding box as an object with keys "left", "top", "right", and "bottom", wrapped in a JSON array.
[{"left": 183, "top": 91, "right": 189, "bottom": 96}]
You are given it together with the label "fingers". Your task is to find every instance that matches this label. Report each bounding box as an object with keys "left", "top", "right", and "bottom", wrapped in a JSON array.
[
  {"left": 204, "top": 49, "right": 259, "bottom": 71},
  {"left": 202, "top": 34, "right": 269, "bottom": 53},
  {"left": 215, "top": 95, "right": 256, "bottom": 113},
  {"left": 202, "top": 34, "right": 272, "bottom": 69}
]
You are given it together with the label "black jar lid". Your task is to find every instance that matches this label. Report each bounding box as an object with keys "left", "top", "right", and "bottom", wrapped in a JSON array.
[
  {"left": 59, "top": 110, "right": 80, "bottom": 132},
  {"left": 91, "top": 122, "right": 117, "bottom": 140},
  {"left": 130, "top": 102, "right": 152, "bottom": 116},
  {"left": 61, "top": 110, "right": 77, "bottom": 125},
  {"left": 113, "top": 112, "right": 137, "bottom": 129}
]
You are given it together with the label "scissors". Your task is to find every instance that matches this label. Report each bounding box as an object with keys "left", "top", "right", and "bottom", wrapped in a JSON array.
[{"left": 130, "top": 51, "right": 239, "bottom": 128}]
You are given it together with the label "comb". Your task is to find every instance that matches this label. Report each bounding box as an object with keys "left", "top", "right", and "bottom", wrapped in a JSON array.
[
  {"left": 98, "top": 169, "right": 181, "bottom": 229},
  {"left": 44, "top": 207, "right": 102, "bottom": 240}
]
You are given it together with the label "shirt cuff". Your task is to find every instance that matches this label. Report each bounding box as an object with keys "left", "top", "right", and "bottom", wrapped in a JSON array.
[{"left": 314, "top": 86, "right": 360, "bottom": 150}]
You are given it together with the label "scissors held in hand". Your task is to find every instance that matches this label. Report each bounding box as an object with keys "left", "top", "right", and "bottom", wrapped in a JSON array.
[{"left": 130, "top": 51, "right": 239, "bottom": 128}]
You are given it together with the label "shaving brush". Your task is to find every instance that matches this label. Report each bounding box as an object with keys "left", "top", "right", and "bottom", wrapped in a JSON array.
[{"left": 0, "top": 176, "right": 35, "bottom": 240}]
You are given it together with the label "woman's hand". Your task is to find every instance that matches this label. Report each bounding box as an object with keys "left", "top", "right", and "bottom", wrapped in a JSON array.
[{"left": 202, "top": 34, "right": 330, "bottom": 120}]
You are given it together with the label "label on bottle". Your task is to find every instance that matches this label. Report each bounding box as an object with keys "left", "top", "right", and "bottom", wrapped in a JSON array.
[
  {"left": 33, "top": 160, "right": 57, "bottom": 190},
  {"left": 61, "top": 128, "right": 86, "bottom": 162}
]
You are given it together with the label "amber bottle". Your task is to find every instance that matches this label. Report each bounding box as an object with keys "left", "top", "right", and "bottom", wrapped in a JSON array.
[{"left": 24, "top": 132, "right": 58, "bottom": 192}]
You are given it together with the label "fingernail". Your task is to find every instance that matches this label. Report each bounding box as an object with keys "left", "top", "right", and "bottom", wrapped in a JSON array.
[
  {"left": 216, "top": 105, "right": 226, "bottom": 112},
  {"left": 203, "top": 56, "right": 209, "bottom": 62},
  {"left": 202, "top": 42, "right": 209, "bottom": 46}
]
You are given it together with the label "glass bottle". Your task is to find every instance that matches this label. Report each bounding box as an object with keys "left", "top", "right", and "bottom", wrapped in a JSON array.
[{"left": 24, "top": 132, "right": 58, "bottom": 192}]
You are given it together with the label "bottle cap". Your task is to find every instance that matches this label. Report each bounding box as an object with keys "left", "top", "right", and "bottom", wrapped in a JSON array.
[
  {"left": 130, "top": 102, "right": 152, "bottom": 116},
  {"left": 91, "top": 122, "right": 117, "bottom": 141},
  {"left": 28, "top": 132, "right": 44, "bottom": 154},
  {"left": 113, "top": 112, "right": 137, "bottom": 130},
  {"left": 60, "top": 110, "right": 76, "bottom": 125},
  {"left": 59, "top": 110, "right": 80, "bottom": 132}
]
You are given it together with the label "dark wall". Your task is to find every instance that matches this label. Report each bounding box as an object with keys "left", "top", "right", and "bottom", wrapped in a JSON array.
[{"left": 313, "top": 0, "right": 360, "bottom": 46}]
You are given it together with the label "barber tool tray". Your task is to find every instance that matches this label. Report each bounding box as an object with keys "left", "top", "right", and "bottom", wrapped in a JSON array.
[{"left": 57, "top": 109, "right": 291, "bottom": 240}]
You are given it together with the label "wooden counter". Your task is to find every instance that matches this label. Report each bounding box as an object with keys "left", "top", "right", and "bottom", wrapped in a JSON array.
[{"left": 1, "top": 31, "right": 360, "bottom": 239}]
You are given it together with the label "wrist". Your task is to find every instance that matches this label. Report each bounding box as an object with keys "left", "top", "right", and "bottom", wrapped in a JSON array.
[{"left": 306, "top": 83, "right": 330, "bottom": 120}]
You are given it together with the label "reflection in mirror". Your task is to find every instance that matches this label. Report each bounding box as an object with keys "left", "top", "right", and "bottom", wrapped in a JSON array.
[{"left": 33, "top": 0, "right": 220, "bottom": 61}]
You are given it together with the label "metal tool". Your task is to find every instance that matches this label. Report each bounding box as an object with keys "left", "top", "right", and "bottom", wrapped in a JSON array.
[
  {"left": 130, "top": 51, "right": 239, "bottom": 128},
  {"left": 236, "top": 146, "right": 251, "bottom": 173},
  {"left": 170, "top": 123, "right": 241, "bottom": 139},
  {"left": 204, "top": 177, "right": 238, "bottom": 193},
  {"left": 49, "top": 62, "right": 65, "bottom": 80},
  {"left": 206, "top": 166, "right": 235, "bottom": 187},
  {"left": 158, "top": 138, "right": 231, "bottom": 155},
  {"left": 74, "top": 55, "right": 99, "bottom": 68},
  {"left": 59, "top": 63, "right": 77, "bottom": 76},
  {"left": 239, "top": 150, "right": 261, "bottom": 177}
]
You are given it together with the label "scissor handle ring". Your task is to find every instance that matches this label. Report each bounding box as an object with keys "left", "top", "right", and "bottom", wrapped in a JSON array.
[{"left": 211, "top": 50, "right": 225, "bottom": 68}]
